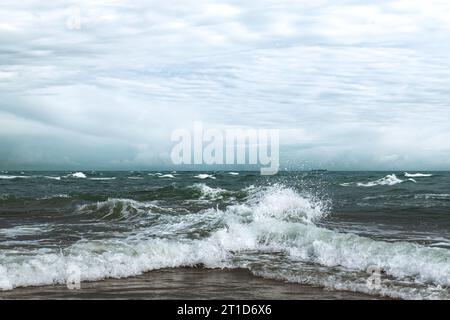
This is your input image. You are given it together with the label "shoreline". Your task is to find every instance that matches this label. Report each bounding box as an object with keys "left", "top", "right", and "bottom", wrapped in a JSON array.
[{"left": 0, "top": 267, "right": 387, "bottom": 300}]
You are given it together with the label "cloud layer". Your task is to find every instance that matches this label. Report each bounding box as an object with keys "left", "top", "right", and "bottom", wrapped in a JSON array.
[{"left": 1, "top": 0, "right": 450, "bottom": 170}]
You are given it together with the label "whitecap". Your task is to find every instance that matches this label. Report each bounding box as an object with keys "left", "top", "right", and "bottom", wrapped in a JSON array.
[
  {"left": 37, "top": 194, "right": 70, "bottom": 200},
  {"left": 347, "top": 174, "right": 415, "bottom": 187},
  {"left": 0, "top": 175, "right": 30, "bottom": 180},
  {"left": 194, "top": 174, "right": 216, "bottom": 180},
  {"left": 404, "top": 172, "right": 433, "bottom": 178},
  {"left": 66, "top": 172, "right": 87, "bottom": 179},
  {"left": 44, "top": 176, "right": 61, "bottom": 181},
  {"left": 0, "top": 225, "right": 50, "bottom": 237},
  {"left": 158, "top": 174, "right": 175, "bottom": 179},
  {"left": 190, "top": 183, "right": 227, "bottom": 200},
  {"left": 357, "top": 174, "right": 403, "bottom": 187},
  {"left": 339, "top": 182, "right": 352, "bottom": 187}
]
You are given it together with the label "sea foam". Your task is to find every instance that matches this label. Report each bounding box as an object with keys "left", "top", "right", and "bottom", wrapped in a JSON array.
[
  {"left": 66, "top": 172, "right": 87, "bottom": 179},
  {"left": 158, "top": 174, "right": 175, "bottom": 179},
  {"left": 194, "top": 174, "right": 216, "bottom": 180},
  {"left": 341, "top": 174, "right": 416, "bottom": 187},
  {"left": 0, "top": 175, "right": 30, "bottom": 180},
  {"left": 404, "top": 172, "right": 433, "bottom": 178}
]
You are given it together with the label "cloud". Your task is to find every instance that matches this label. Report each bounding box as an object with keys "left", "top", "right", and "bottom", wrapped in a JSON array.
[{"left": 0, "top": 0, "right": 449, "bottom": 170}]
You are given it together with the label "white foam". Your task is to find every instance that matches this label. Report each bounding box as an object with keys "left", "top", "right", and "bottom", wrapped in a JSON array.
[
  {"left": 0, "top": 225, "right": 50, "bottom": 238},
  {"left": 209, "top": 202, "right": 450, "bottom": 298},
  {"left": 90, "top": 177, "right": 116, "bottom": 181},
  {"left": 0, "top": 175, "right": 30, "bottom": 180},
  {"left": 341, "top": 174, "right": 417, "bottom": 187},
  {"left": 339, "top": 182, "right": 352, "bottom": 187},
  {"left": 405, "top": 172, "right": 433, "bottom": 178},
  {"left": 229, "top": 172, "right": 239, "bottom": 176},
  {"left": 158, "top": 174, "right": 175, "bottom": 179},
  {"left": 44, "top": 176, "right": 61, "bottom": 180},
  {"left": 194, "top": 174, "right": 216, "bottom": 180},
  {"left": 37, "top": 194, "right": 70, "bottom": 200},
  {"left": 66, "top": 172, "right": 87, "bottom": 179},
  {"left": 244, "top": 184, "right": 328, "bottom": 223},
  {"left": 191, "top": 183, "right": 227, "bottom": 200},
  {"left": 0, "top": 238, "right": 229, "bottom": 291},
  {"left": 358, "top": 174, "right": 403, "bottom": 187},
  {"left": 351, "top": 174, "right": 415, "bottom": 187},
  {"left": 415, "top": 193, "right": 450, "bottom": 200},
  {"left": 76, "top": 198, "right": 156, "bottom": 221}
]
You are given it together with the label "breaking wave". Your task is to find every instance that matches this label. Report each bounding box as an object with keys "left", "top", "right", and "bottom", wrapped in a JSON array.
[
  {"left": 340, "top": 174, "right": 416, "bottom": 187},
  {"left": 194, "top": 174, "right": 216, "bottom": 180},
  {"left": 0, "top": 175, "right": 31, "bottom": 180},
  {"left": 65, "top": 172, "right": 87, "bottom": 179},
  {"left": 404, "top": 172, "right": 433, "bottom": 178},
  {"left": 158, "top": 174, "right": 176, "bottom": 179}
]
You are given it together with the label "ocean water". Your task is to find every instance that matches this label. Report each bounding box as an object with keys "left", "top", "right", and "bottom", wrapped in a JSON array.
[{"left": 0, "top": 171, "right": 448, "bottom": 299}]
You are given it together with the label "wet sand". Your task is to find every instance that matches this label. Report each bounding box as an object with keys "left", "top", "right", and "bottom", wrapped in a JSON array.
[{"left": 0, "top": 268, "right": 385, "bottom": 300}]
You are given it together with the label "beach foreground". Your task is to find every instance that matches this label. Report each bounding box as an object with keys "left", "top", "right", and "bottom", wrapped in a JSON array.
[{"left": 0, "top": 268, "right": 384, "bottom": 300}]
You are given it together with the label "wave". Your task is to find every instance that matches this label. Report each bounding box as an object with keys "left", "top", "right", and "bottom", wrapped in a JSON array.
[
  {"left": 0, "top": 193, "right": 65, "bottom": 203},
  {"left": 89, "top": 177, "right": 116, "bottom": 181},
  {"left": 76, "top": 185, "right": 238, "bottom": 218},
  {"left": 0, "top": 173, "right": 114, "bottom": 181},
  {"left": 242, "top": 184, "right": 328, "bottom": 223},
  {"left": 341, "top": 174, "right": 416, "bottom": 187},
  {"left": 189, "top": 183, "right": 235, "bottom": 201},
  {"left": 158, "top": 174, "right": 175, "bottom": 179},
  {"left": 37, "top": 194, "right": 71, "bottom": 200},
  {"left": 414, "top": 194, "right": 450, "bottom": 200},
  {"left": 75, "top": 198, "right": 162, "bottom": 221},
  {"left": 0, "top": 225, "right": 51, "bottom": 238},
  {"left": 405, "top": 172, "right": 433, "bottom": 178},
  {"left": 44, "top": 176, "right": 61, "bottom": 180},
  {"left": 65, "top": 172, "right": 87, "bottom": 179},
  {"left": 0, "top": 185, "right": 448, "bottom": 299},
  {"left": 194, "top": 174, "right": 216, "bottom": 180},
  {"left": 0, "top": 175, "right": 30, "bottom": 180},
  {"left": 358, "top": 174, "right": 407, "bottom": 187}
]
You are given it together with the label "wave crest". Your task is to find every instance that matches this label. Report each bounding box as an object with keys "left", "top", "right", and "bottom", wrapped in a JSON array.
[
  {"left": 245, "top": 185, "right": 329, "bottom": 223},
  {"left": 404, "top": 172, "right": 433, "bottom": 178},
  {"left": 65, "top": 172, "right": 87, "bottom": 179},
  {"left": 341, "top": 174, "right": 416, "bottom": 187},
  {"left": 76, "top": 198, "right": 166, "bottom": 221}
]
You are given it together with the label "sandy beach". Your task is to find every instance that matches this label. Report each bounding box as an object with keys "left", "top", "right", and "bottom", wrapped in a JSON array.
[{"left": 0, "top": 268, "right": 385, "bottom": 300}]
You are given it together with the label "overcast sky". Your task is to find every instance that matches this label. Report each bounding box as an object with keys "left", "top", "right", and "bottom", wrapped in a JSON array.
[{"left": 1, "top": 0, "right": 450, "bottom": 170}]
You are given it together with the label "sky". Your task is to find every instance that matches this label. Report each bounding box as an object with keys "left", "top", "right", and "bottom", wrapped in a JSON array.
[{"left": 0, "top": 0, "right": 450, "bottom": 171}]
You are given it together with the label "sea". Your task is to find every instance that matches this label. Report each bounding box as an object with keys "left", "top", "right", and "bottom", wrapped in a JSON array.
[{"left": 0, "top": 170, "right": 448, "bottom": 299}]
